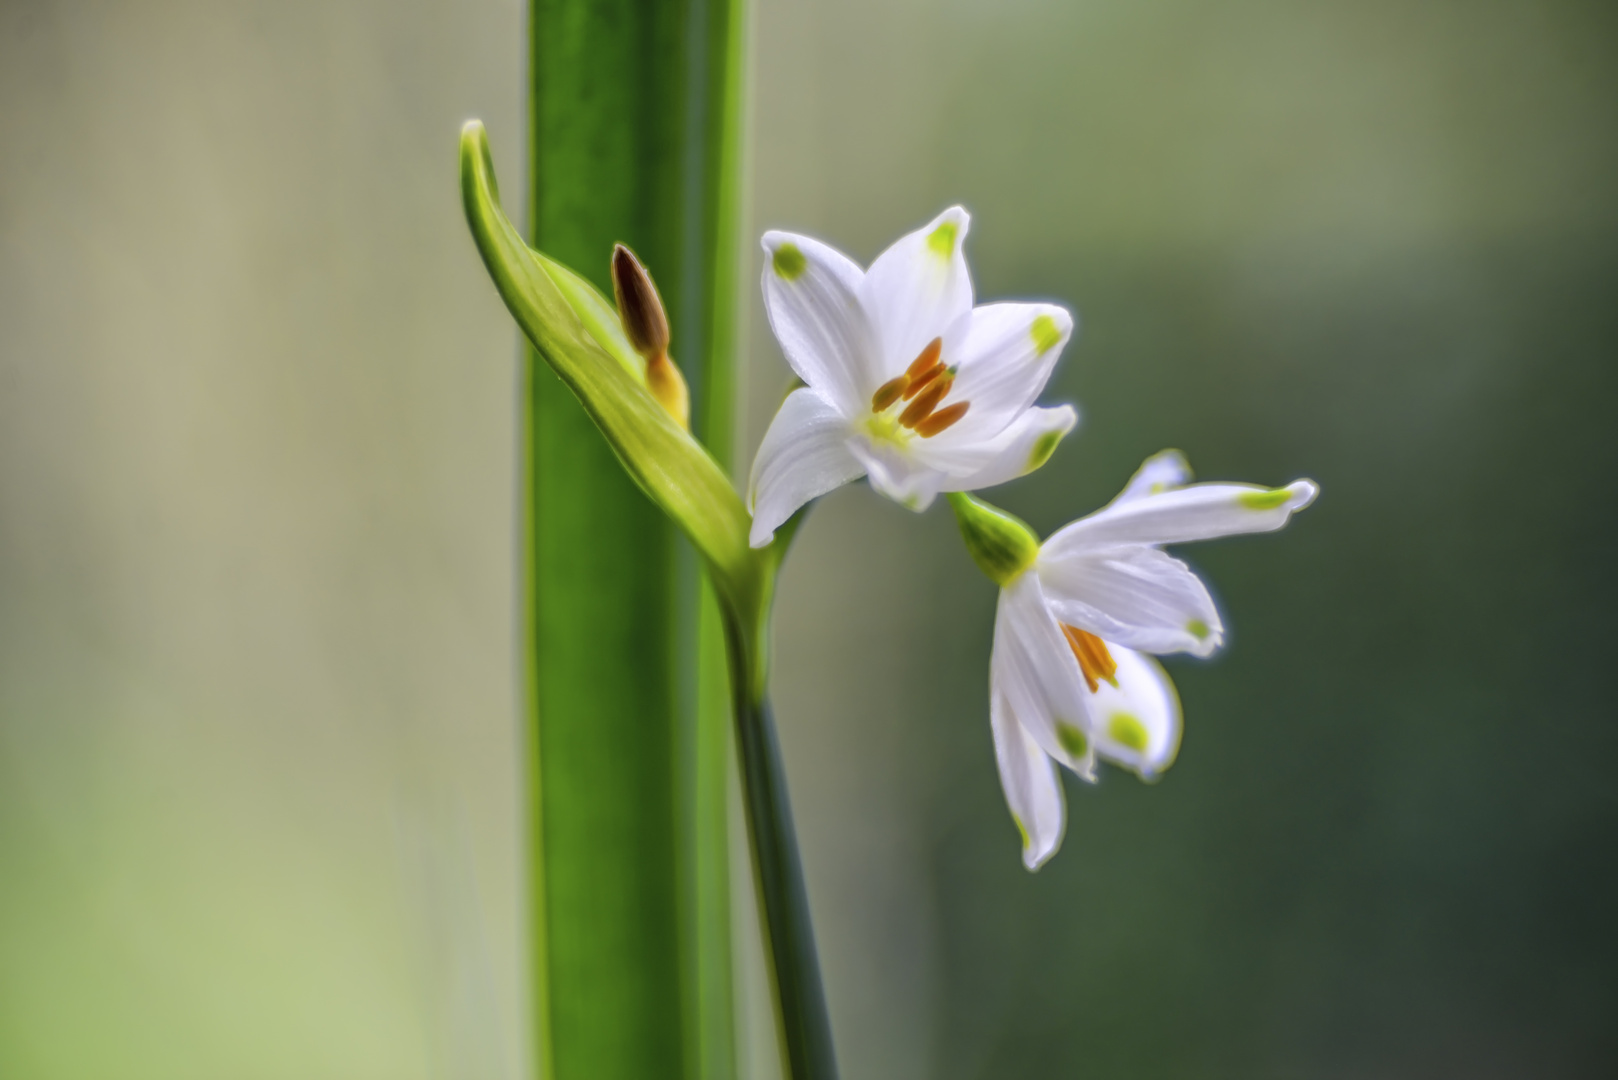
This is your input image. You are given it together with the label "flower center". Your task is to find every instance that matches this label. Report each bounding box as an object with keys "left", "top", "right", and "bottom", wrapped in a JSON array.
[
  {"left": 868, "top": 337, "right": 971, "bottom": 439},
  {"left": 1060, "top": 624, "right": 1118, "bottom": 694}
]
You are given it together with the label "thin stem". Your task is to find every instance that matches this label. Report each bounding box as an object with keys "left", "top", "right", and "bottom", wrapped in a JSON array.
[{"left": 723, "top": 605, "right": 839, "bottom": 1080}]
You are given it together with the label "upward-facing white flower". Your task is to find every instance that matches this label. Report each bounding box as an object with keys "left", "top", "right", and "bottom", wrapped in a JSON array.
[
  {"left": 747, "top": 207, "right": 1078, "bottom": 548},
  {"left": 953, "top": 452, "right": 1318, "bottom": 870}
]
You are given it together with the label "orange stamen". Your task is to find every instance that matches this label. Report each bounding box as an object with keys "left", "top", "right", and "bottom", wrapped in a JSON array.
[
  {"left": 871, "top": 375, "right": 908, "bottom": 412},
  {"left": 898, "top": 375, "right": 951, "bottom": 428},
  {"left": 916, "top": 401, "right": 969, "bottom": 437},
  {"left": 906, "top": 337, "right": 943, "bottom": 378},
  {"left": 901, "top": 362, "right": 944, "bottom": 400},
  {"left": 1061, "top": 624, "right": 1118, "bottom": 693}
]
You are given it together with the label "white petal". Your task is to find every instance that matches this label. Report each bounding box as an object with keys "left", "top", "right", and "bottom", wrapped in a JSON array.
[
  {"left": 1113, "top": 449, "right": 1193, "bottom": 504},
  {"left": 747, "top": 388, "right": 864, "bottom": 548},
  {"left": 1044, "top": 479, "right": 1319, "bottom": 553},
  {"left": 1036, "top": 545, "right": 1224, "bottom": 657},
  {"left": 944, "top": 302, "right": 1074, "bottom": 437},
  {"left": 1087, "top": 646, "right": 1182, "bottom": 781},
  {"left": 858, "top": 207, "right": 974, "bottom": 377},
  {"left": 989, "top": 686, "right": 1066, "bottom": 871},
  {"left": 990, "top": 573, "right": 1096, "bottom": 779},
  {"left": 929, "top": 405, "right": 1078, "bottom": 492},
  {"left": 846, "top": 438, "right": 947, "bottom": 513},
  {"left": 760, "top": 231, "right": 877, "bottom": 412}
]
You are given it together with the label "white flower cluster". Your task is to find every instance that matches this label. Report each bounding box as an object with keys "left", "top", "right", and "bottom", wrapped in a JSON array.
[{"left": 749, "top": 209, "right": 1317, "bottom": 870}]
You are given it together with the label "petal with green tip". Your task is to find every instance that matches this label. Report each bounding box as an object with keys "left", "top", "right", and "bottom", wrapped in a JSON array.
[
  {"left": 990, "top": 573, "right": 1097, "bottom": 780},
  {"left": 1086, "top": 646, "right": 1182, "bottom": 780},
  {"left": 1037, "top": 545, "right": 1224, "bottom": 658},
  {"left": 759, "top": 230, "right": 876, "bottom": 414},
  {"left": 989, "top": 688, "right": 1066, "bottom": 871},
  {"left": 1044, "top": 478, "right": 1319, "bottom": 551},
  {"left": 859, "top": 206, "right": 974, "bottom": 374}
]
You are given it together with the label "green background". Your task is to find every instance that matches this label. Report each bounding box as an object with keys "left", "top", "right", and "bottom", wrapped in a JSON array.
[{"left": 2, "top": 0, "right": 1614, "bottom": 1077}]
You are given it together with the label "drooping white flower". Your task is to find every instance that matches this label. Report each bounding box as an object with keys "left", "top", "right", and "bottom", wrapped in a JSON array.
[
  {"left": 953, "top": 451, "right": 1318, "bottom": 870},
  {"left": 747, "top": 207, "right": 1079, "bottom": 548}
]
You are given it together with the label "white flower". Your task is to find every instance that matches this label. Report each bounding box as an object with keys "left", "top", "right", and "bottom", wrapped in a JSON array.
[
  {"left": 747, "top": 207, "right": 1079, "bottom": 548},
  {"left": 966, "top": 451, "right": 1318, "bottom": 870}
]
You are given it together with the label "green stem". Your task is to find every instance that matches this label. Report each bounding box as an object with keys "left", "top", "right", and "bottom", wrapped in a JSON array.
[
  {"left": 735, "top": 692, "right": 840, "bottom": 1080},
  {"left": 720, "top": 514, "right": 839, "bottom": 1080}
]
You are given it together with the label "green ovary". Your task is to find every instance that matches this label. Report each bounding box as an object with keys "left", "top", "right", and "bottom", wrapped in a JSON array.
[
  {"left": 1108, "top": 713, "right": 1150, "bottom": 753},
  {"left": 1238, "top": 487, "right": 1292, "bottom": 510},
  {"left": 773, "top": 242, "right": 807, "bottom": 280}
]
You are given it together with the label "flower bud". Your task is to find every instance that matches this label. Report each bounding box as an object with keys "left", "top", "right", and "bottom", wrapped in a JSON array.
[
  {"left": 611, "top": 244, "right": 671, "bottom": 359},
  {"left": 612, "top": 244, "right": 689, "bottom": 429}
]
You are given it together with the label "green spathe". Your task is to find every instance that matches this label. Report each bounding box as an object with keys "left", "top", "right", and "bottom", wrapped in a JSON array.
[
  {"left": 948, "top": 491, "right": 1040, "bottom": 586},
  {"left": 460, "top": 121, "right": 761, "bottom": 616}
]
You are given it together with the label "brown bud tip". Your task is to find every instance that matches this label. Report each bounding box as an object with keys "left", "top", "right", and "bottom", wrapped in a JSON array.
[{"left": 612, "top": 244, "right": 671, "bottom": 360}]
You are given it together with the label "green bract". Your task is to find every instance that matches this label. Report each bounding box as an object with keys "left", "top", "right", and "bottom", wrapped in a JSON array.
[{"left": 459, "top": 121, "right": 768, "bottom": 627}]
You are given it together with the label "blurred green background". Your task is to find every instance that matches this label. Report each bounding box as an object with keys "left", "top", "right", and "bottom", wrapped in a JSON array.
[{"left": 3, "top": 1, "right": 1615, "bottom": 1078}]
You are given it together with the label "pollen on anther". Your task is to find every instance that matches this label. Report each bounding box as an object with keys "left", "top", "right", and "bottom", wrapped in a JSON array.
[
  {"left": 1061, "top": 624, "right": 1118, "bottom": 694},
  {"left": 871, "top": 375, "right": 908, "bottom": 412},
  {"left": 899, "top": 376, "right": 951, "bottom": 428},
  {"left": 917, "top": 401, "right": 969, "bottom": 437},
  {"left": 906, "top": 338, "right": 943, "bottom": 378},
  {"left": 901, "top": 363, "right": 943, "bottom": 400}
]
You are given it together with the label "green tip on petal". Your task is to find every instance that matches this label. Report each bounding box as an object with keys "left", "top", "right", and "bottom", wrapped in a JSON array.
[
  {"left": 1026, "top": 428, "right": 1064, "bottom": 472},
  {"left": 927, "top": 221, "right": 957, "bottom": 258},
  {"left": 1239, "top": 487, "right": 1293, "bottom": 510},
  {"left": 1108, "top": 713, "right": 1149, "bottom": 753},
  {"left": 947, "top": 492, "right": 1040, "bottom": 586},
  {"left": 1186, "top": 618, "right": 1210, "bottom": 640},
  {"left": 772, "top": 242, "right": 807, "bottom": 281},
  {"left": 1056, "top": 722, "right": 1090, "bottom": 759},
  {"left": 1030, "top": 314, "right": 1062, "bottom": 355},
  {"left": 1012, "top": 813, "right": 1030, "bottom": 852}
]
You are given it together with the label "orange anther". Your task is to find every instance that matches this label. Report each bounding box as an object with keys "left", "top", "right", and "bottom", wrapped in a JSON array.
[
  {"left": 916, "top": 401, "right": 969, "bottom": 437},
  {"left": 906, "top": 337, "right": 943, "bottom": 378},
  {"left": 871, "top": 375, "right": 909, "bottom": 412},
  {"left": 1061, "top": 625, "right": 1118, "bottom": 693},
  {"left": 900, "top": 362, "right": 944, "bottom": 400},
  {"left": 899, "top": 374, "right": 952, "bottom": 428}
]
